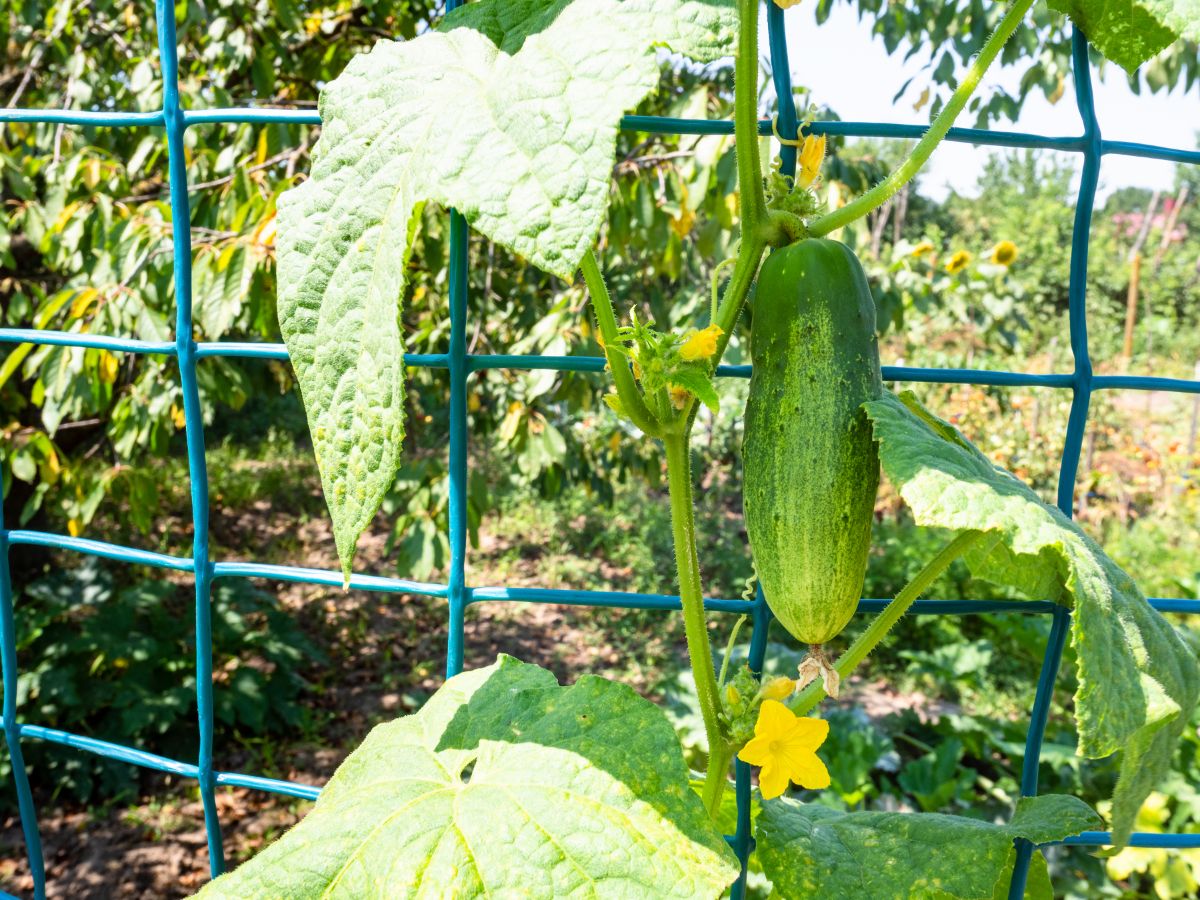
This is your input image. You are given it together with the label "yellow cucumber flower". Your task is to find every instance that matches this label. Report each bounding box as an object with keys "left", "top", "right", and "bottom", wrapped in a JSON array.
[
  {"left": 759, "top": 676, "right": 797, "bottom": 702},
  {"left": 990, "top": 240, "right": 1018, "bottom": 266},
  {"left": 737, "top": 700, "right": 830, "bottom": 799},
  {"left": 773, "top": 0, "right": 806, "bottom": 10},
  {"left": 797, "top": 134, "right": 826, "bottom": 189},
  {"left": 945, "top": 249, "right": 972, "bottom": 274},
  {"left": 679, "top": 323, "right": 723, "bottom": 362},
  {"left": 910, "top": 240, "right": 935, "bottom": 257},
  {"left": 724, "top": 683, "right": 742, "bottom": 707},
  {"left": 669, "top": 385, "right": 690, "bottom": 409}
]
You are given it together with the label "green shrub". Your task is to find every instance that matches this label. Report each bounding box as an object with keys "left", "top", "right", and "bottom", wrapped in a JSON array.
[{"left": 4, "top": 559, "right": 320, "bottom": 804}]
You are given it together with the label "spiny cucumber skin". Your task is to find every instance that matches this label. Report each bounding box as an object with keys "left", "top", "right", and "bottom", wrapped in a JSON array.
[{"left": 743, "top": 239, "right": 882, "bottom": 645}]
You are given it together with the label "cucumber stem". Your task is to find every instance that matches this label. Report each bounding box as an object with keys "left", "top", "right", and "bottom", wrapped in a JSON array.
[
  {"left": 704, "top": 0, "right": 772, "bottom": 363},
  {"left": 789, "top": 530, "right": 986, "bottom": 716},
  {"left": 734, "top": 0, "right": 767, "bottom": 235},
  {"left": 807, "top": 0, "right": 1035, "bottom": 238},
  {"left": 664, "top": 434, "right": 728, "bottom": 818},
  {"left": 590, "top": 0, "right": 772, "bottom": 820},
  {"left": 692, "top": 0, "right": 772, "bottom": 817},
  {"left": 713, "top": 234, "right": 766, "bottom": 348},
  {"left": 679, "top": 0, "right": 772, "bottom": 431},
  {"left": 580, "top": 250, "right": 661, "bottom": 437}
]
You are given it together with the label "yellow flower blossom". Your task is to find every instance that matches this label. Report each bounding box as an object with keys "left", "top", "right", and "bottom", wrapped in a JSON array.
[
  {"left": 990, "top": 240, "right": 1018, "bottom": 266},
  {"left": 759, "top": 676, "right": 797, "bottom": 702},
  {"left": 678, "top": 323, "right": 723, "bottom": 362},
  {"left": 910, "top": 240, "right": 935, "bottom": 257},
  {"left": 797, "top": 134, "right": 826, "bottom": 189},
  {"left": 737, "top": 700, "right": 830, "bottom": 799},
  {"left": 945, "top": 249, "right": 972, "bottom": 274},
  {"left": 773, "top": 0, "right": 806, "bottom": 10},
  {"left": 669, "top": 385, "right": 690, "bottom": 409}
]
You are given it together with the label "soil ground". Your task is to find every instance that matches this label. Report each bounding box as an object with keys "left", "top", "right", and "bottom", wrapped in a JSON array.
[{"left": 0, "top": 462, "right": 690, "bottom": 898}]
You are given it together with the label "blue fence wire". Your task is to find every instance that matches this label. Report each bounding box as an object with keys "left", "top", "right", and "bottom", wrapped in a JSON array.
[{"left": 0, "top": 2, "right": 1198, "bottom": 897}]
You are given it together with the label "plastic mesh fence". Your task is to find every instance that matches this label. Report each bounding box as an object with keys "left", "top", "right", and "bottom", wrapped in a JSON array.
[{"left": 2, "top": 3, "right": 1200, "bottom": 898}]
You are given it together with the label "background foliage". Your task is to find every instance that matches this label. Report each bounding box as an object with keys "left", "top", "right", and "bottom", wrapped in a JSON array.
[{"left": 1, "top": 1, "right": 1199, "bottom": 898}]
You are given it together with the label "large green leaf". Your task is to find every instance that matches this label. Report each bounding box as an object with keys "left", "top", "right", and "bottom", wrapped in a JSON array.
[
  {"left": 195, "top": 655, "right": 738, "bottom": 898},
  {"left": 755, "top": 794, "right": 1101, "bottom": 899},
  {"left": 277, "top": 0, "right": 736, "bottom": 577},
  {"left": 1049, "top": 0, "right": 1199, "bottom": 72},
  {"left": 863, "top": 390, "right": 1200, "bottom": 847}
]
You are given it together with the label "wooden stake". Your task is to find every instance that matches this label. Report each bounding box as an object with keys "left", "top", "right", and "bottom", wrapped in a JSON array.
[
  {"left": 892, "top": 184, "right": 908, "bottom": 246},
  {"left": 1123, "top": 252, "right": 1142, "bottom": 362},
  {"left": 1152, "top": 186, "right": 1189, "bottom": 273},
  {"left": 1128, "top": 190, "right": 1160, "bottom": 264}
]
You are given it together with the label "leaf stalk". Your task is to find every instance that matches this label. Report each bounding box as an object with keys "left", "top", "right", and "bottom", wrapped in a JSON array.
[
  {"left": 789, "top": 530, "right": 986, "bottom": 716},
  {"left": 808, "top": 0, "right": 1035, "bottom": 237}
]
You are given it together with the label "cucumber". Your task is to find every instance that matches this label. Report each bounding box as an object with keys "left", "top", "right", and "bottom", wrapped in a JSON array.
[{"left": 743, "top": 238, "right": 882, "bottom": 645}]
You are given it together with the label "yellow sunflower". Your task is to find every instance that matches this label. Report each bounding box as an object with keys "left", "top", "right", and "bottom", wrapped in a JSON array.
[
  {"left": 945, "top": 249, "right": 972, "bottom": 274},
  {"left": 990, "top": 240, "right": 1018, "bottom": 266}
]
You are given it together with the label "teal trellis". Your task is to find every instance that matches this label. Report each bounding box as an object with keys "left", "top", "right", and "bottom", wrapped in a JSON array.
[{"left": 2, "top": 3, "right": 1200, "bottom": 899}]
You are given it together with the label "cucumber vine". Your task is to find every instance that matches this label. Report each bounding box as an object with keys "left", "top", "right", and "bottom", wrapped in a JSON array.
[{"left": 587, "top": 0, "right": 1040, "bottom": 818}]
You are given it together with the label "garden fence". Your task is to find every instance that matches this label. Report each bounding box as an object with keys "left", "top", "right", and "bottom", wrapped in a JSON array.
[{"left": 1, "top": 2, "right": 1200, "bottom": 898}]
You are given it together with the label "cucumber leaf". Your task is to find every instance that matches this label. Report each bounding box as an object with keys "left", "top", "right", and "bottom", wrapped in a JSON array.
[
  {"left": 278, "top": 0, "right": 737, "bottom": 578},
  {"left": 196, "top": 655, "right": 739, "bottom": 898},
  {"left": 754, "top": 794, "right": 1101, "bottom": 899},
  {"left": 1048, "top": 1, "right": 1199, "bottom": 73},
  {"left": 863, "top": 390, "right": 1200, "bottom": 848}
]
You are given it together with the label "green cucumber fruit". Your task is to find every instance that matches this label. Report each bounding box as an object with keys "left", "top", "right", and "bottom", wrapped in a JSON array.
[{"left": 743, "top": 238, "right": 882, "bottom": 645}]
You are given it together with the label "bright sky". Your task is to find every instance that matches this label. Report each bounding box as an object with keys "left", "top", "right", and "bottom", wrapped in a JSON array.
[{"left": 775, "top": 4, "right": 1200, "bottom": 202}]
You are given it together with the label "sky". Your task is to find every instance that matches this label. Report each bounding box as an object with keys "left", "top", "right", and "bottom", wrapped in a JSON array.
[{"left": 775, "top": 4, "right": 1199, "bottom": 202}]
